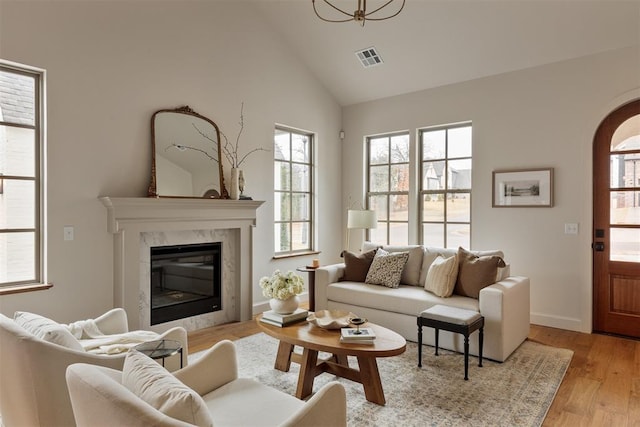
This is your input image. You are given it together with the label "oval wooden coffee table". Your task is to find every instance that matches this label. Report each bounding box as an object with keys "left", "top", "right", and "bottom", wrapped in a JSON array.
[{"left": 256, "top": 314, "right": 406, "bottom": 405}]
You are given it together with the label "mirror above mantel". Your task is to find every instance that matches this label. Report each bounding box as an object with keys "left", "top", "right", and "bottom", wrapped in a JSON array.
[{"left": 148, "top": 106, "right": 228, "bottom": 199}]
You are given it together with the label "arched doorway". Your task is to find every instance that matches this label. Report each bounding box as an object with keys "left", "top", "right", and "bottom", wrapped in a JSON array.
[{"left": 593, "top": 99, "right": 640, "bottom": 337}]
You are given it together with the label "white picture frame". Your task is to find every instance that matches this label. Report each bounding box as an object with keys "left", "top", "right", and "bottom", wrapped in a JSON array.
[{"left": 492, "top": 168, "right": 554, "bottom": 207}]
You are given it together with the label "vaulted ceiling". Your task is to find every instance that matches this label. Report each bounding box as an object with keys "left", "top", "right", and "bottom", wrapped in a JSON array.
[{"left": 254, "top": 0, "right": 640, "bottom": 106}]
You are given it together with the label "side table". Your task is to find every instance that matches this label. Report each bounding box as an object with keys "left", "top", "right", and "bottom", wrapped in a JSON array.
[
  {"left": 134, "top": 339, "right": 183, "bottom": 369},
  {"left": 296, "top": 266, "right": 318, "bottom": 311}
]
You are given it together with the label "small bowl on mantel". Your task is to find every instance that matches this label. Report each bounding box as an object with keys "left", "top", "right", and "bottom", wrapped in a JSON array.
[{"left": 307, "top": 309, "right": 357, "bottom": 329}]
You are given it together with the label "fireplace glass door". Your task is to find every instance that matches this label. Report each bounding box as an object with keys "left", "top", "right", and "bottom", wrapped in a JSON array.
[{"left": 150, "top": 242, "right": 222, "bottom": 325}]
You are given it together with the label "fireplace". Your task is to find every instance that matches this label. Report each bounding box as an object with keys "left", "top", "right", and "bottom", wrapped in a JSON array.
[
  {"left": 150, "top": 242, "right": 222, "bottom": 325},
  {"left": 101, "top": 197, "right": 264, "bottom": 331}
]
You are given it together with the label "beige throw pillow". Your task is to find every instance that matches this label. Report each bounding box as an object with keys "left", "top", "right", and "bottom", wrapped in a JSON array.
[
  {"left": 14, "top": 311, "right": 84, "bottom": 351},
  {"left": 424, "top": 255, "right": 459, "bottom": 297},
  {"left": 365, "top": 249, "right": 410, "bottom": 288},
  {"left": 123, "top": 349, "right": 213, "bottom": 427},
  {"left": 454, "top": 247, "right": 506, "bottom": 299},
  {"left": 341, "top": 249, "right": 377, "bottom": 282}
]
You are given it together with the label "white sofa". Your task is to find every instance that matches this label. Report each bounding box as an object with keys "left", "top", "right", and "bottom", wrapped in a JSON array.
[
  {"left": 0, "top": 308, "right": 187, "bottom": 427},
  {"left": 314, "top": 244, "right": 530, "bottom": 362},
  {"left": 66, "top": 340, "right": 347, "bottom": 427}
]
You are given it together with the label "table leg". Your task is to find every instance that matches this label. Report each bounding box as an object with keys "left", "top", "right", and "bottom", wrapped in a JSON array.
[
  {"left": 333, "top": 353, "right": 349, "bottom": 366},
  {"left": 296, "top": 348, "right": 319, "bottom": 400},
  {"left": 308, "top": 271, "right": 316, "bottom": 311},
  {"left": 463, "top": 334, "right": 469, "bottom": 381},
  {"left": 478, "top": 327, "right": 484, "bottom": 367},
  {"left": 356, "top": 356, "right": 386, "bottom": 405},
  {"left": 417, "top": 318, "right": 423, "bottom": 367},
  {"left": 275, "top": 341, "right": 294, "bottom": 372}
]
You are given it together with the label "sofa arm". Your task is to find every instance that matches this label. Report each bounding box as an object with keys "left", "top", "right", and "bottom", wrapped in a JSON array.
[
  {"left": 479, "top": 276, "right": 530, "bottom": 362},
  {"left": 173, "top": 340, "right": 238, "bottom": 396},
  {"left": 314, "top": 263, "right": 345, "bottom": 311},
  {"left": 281, "top": 381, "right": 347, "bottom": 427}
]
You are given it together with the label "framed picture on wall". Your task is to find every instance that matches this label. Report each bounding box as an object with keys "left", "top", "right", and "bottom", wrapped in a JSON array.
[{"left": 492, "top": 168, "right": 554, "bottom": 207}]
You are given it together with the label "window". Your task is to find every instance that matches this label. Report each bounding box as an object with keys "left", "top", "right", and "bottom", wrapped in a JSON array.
[
  {"left": 420, "top": 123, "right": 472, "bottom": 248},
  {"left": 366, "top": 132, "right": 410, "bottom": 245},
  {"left": 274, "top": 127, "right": 313, "bottom": 255},
  {"left": 0, "top": 62, "right": 45, "bottom": 288}
]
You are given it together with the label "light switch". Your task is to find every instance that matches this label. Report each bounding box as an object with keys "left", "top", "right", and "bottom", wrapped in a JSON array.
[
  {"left": 564, "top": 223, "right": 579, "bottom": 235},
  {"left": 64, "top": 226, "right": 74, "bottom": 241}
]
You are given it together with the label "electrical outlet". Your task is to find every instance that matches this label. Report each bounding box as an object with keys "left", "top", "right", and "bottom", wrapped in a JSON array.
[
  {"left": 564, "top": 223, "right": 579, "bottom": 235},
  {"left": 63, "top": 226, "right": 74, "bottom": 241}
]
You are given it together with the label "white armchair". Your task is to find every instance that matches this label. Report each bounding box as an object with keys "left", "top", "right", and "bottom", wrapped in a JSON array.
[
  {"left": 66, "top": 340, "right": 347, "bottom": 427},
  {"left": 0, "top": 309, "right": 187, "bottom": 427}
]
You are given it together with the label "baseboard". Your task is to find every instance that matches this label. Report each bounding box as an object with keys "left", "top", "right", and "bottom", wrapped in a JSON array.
[{"left": 530, "top": 312, "right": 586, "bottom": 333}]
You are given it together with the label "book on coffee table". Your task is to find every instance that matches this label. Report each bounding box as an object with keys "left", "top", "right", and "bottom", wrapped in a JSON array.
[
  {"left": 340, "top": 336, "right": 375, "bottom": 345},
  {"left": 260, "top": 308, "right": 308, "bottom": 327},
  {"left": 341, "top": 327, "right": 376, "bottom": 339}
]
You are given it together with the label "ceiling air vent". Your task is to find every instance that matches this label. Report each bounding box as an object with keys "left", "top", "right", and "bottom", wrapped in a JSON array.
[{"left": 355, "top": 47, "right": 383, "bottom": 68}]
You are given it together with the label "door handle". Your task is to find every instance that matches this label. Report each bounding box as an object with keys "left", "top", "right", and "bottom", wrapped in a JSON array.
[{"left": 592, "top": 242, "right": 605, "bottom": 252}]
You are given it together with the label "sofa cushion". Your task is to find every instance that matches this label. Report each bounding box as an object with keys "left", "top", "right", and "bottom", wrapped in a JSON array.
[
  {"left": 424, "top": 255, "right": 458, "bottom": 297},
  {"left": 203, "top": 378, "right": 304, "bottom": 426},
  {"left": 13, "top": 311, "right": 84, "bottom": 351},
  {"left": 123, "top": 349, "right": 213, "bottom": 427},
  {"left": 362, "top": 242, "right": 424, "bottom": 286},
  {"left": 326, "top": 281, "right": 479, "bottom": 317},
  {"left": 454, "top": 247, "right": 506, "bottom": 299},
  {"left": 420, "top": 247, "right": 505, "bottom": 285},
  {"left": 365, "top": 249, "right": 409, "bottom": 288},
  {"left": 341, "top": 249, "right": 377, "bottom": 282}
]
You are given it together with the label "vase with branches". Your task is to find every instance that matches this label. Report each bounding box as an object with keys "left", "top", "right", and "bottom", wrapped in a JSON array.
[{"left": 221, "top": 102, "right": 269, "bottom": 199}]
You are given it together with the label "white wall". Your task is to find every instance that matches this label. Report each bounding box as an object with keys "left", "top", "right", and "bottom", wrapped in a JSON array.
[
  {"left": 0, "top": 1, "right": 343, "bottom": 321},
  {"left": 342, "top": 46, "right": 640, "bottom": 333}
]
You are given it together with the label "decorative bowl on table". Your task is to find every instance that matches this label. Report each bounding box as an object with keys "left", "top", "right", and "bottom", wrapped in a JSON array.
[{"left": 307, "top": 309, "right": 357, "bottom": 329}]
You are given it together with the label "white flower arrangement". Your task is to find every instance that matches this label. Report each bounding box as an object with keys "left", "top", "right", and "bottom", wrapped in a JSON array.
[{"left": 259, "top": 270, "right": 304, "bottom": 300}]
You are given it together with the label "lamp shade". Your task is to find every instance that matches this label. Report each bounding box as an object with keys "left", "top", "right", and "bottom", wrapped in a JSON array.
[{"left": 347, "top": 209, "right": 377, "bottom": 229}]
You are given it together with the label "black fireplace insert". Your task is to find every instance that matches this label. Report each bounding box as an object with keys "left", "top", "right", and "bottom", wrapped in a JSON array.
[{"left": 150, "top": 242, "right": 222, "bottom": 325}]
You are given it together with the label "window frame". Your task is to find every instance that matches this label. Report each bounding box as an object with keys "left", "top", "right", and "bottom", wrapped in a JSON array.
[
  {"left": 0, "top": 60, "right": 48, "bottom": 293},
  {"left": 273, "top": 125, "right": 314, "bottom": 257},
  {"left": 365, "top": 131, "right": 410, "bottom": 245},
  {"left": 418, "top": 122, "right": 472, "bottom": 249}
]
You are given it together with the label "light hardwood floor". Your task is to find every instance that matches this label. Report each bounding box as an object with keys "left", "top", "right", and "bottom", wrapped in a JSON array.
[{"left": 188, "top": 319, "right": 640, "bottom": 426}]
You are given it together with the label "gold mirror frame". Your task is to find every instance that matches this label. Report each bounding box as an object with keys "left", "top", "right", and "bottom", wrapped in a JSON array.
[{"left": 148, "top": 106, "right": 228, "bottom": 199}]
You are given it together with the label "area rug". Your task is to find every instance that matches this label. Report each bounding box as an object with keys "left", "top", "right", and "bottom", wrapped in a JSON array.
[{"left": 190, "top": 333, "right": 572, "bottom": 427}]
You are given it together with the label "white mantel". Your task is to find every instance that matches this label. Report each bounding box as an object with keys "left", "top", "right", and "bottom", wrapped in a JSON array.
[{"left": 100, "top": 197, "right": 264, "bottom": 332}]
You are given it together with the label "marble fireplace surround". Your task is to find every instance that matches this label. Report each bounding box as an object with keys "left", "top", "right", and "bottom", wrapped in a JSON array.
[{"left": 100, "top": 197, "right": 264, "bottom": 333}]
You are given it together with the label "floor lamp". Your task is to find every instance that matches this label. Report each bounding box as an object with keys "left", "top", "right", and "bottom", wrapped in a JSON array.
[{"left": 346, "top": 209, "right": 377, "bottom": 252}]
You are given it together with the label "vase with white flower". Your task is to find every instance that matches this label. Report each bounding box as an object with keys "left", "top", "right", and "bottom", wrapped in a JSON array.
[
  {"left": 222, "top": 102, "right": 269, "bottom": 200},
  {"left": 259, "top": 270, "right": 305, "bottom": 314}
]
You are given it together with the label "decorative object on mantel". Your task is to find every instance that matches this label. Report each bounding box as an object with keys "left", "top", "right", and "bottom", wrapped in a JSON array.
[
  {"left": 230, "top": 167, "right": 241, "bottom": 200},
  {"left": 259, "top": 270, "right": 304, "bottom": 314},
  {"left": 221, "top": 102, "right": 269, "bottom": 200},
  {"left": 312, "top": 0, "right": 406, "bottom": 27}
]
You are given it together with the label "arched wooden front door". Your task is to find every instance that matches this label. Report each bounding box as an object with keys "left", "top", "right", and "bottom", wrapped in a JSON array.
[{"left": 593, "top": 99, "right": 640, "bottom": 337}]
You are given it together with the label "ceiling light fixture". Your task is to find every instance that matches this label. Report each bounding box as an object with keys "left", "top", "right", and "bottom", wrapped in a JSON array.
[{"left": 312, "top": 0, "right": 405, "bottom": 27}]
